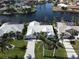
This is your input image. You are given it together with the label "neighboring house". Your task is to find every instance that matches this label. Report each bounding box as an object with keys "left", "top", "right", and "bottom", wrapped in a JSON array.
[
  {"left": 61, "top": 32, "right": 75, "bottom": 39},
  {"left": 57, "top": 22, "right": 79, "bottom": 34},
  {"left": 0, "top": 23, "right": 23, "bottom": 36},
  {"left": 57, "top": 22, "right": 79, "bottom": 40}
]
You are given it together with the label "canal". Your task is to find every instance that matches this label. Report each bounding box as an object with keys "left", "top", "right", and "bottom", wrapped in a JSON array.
[{"left": 0, "top": 3, "right": 79, "bottom": 23}]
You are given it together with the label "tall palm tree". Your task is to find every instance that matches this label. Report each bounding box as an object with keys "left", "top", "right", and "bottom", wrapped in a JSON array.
[
  {"left": 37, "top": 27, "right": 62, "bottom": 57},
  {"left": 38, "top": 32, "right": 47, "bottom": 56},
  {"left": 51, "top": 20, "right": 63, "bottom": 57},
  {"left": 48, "top": 27, "right": 63, "bottom": 57}
]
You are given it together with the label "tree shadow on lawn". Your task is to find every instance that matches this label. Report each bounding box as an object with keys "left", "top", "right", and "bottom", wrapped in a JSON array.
[
  {"left": 44, "top": 55, "right": 67, "bottom": 59},
  {"left": 9, "top": 55, "right": 23, "bottom": 59},
  {"left": 19, "top": 45, "right": 26, "bottom": 51}
]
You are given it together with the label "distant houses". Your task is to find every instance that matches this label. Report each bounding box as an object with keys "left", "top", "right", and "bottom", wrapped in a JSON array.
[
  {"left": 58, "top": 0, "right": 77, "bottom": 4},
  {"left": 53, "top": 0, "right": 79, "bottom": 13}
]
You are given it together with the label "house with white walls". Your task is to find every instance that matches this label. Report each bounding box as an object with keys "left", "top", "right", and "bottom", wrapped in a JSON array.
[{"left": 25, "top": 21, "right": 54, "bottom": 39}]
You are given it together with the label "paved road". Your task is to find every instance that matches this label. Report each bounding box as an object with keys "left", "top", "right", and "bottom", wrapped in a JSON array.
[
  {"left": 63, "top": 39, "right": 78, "bottom": 59},
  {"left": 24, "top": 40, "right": 36, "bottom": 59}
]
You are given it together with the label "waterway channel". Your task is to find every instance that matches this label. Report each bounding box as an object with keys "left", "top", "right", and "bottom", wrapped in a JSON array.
[{"left": 0, "top": 3, "right": 79, "bottom": 23}]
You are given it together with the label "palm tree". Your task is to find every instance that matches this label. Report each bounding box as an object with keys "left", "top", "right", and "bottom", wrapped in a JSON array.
[
  {"left": 33, "top": 32, "right": 39, "bottom": 40},
  {"left": 72, "top": 16, "right": 79, "bottom": 26},
  {"left": 52, "top": 27, "right": 62, "bottom": 56},
  {"left": 15, "top": 31, "right": 23, "bottom": 40},
  {"left": 44, "top": 16, "right": 49, "bottom": 24},
  {"left": 0, "top": 38, "right": 9, "bottom": 59},
  {"left": 50, "top": 27, "right": 62, "bottom": 57},
  {"left": 51, "top": 20, "right": 63, "bottom": 57},
  {"left": 0, "top": 33, "right": 13, "bottom": 59},
  {"left": 22, "top": 22, "right": 29, "bottom": 36},
  {"left": 38, "top": 32, "right": 47, "bottom": 56},
  {"left": 60, "top": 33, "right": 64, "bottom": 43},
  {"left": 38, "top": 27, "right": 62, "bottom": 57},
  {"left": 52, "top": 17, "right": 57, "bottom": 27},
  {"left": 8, "top": 31, "right": 15, "bottom": 40}
]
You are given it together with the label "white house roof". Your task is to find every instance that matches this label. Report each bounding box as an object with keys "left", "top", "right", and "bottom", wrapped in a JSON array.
[
  {"left": 26, "top": 23, "right": 54, "bottom": 38},
  {"left": 65, "top": 26, "right": 72, "bottom": 31},
  {"left": 57, "top": 22, "right": 79, "bottom": 34},
  {"left": 34, "top": 25, "right": 54, "bottom": 35},
  {"left": 0, "top": 23, "right": 23, "bottom": 36},
  {"left": 26, "top": 29, "right": 35, "bottom": 38},
  {"left": 28, "top": 21, "right": 40, "bottom": 27},
  {"left": 27, "top": 29, "right": 34, "bottom": 36},
  {"left": 42, "top": 27, "right": 48, "bottom": 32},
  {"left": 65, "top": 26, "right": 79, "bottom": 32}
]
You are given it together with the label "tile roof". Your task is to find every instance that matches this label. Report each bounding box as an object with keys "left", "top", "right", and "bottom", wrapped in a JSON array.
[{"left": 66, "top": 6, "right": 79, "bottom": 9}]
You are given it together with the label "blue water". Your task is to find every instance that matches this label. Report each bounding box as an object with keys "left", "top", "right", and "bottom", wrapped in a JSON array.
[{"left": 0, "top": 3, "right": 79, "bottom": 22}]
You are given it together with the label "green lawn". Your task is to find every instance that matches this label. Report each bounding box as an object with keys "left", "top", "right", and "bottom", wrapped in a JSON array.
[
  {"left": 35, "top": 42, "right": 67, "bottom": 59},
  {"left": 0, "top": 40, "right": 27, "bottom": 59},
  {"left": 72, "top": 40, "right": 79, "bottom": 55}
]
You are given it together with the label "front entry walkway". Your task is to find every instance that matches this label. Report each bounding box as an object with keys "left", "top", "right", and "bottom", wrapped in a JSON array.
[
  {"left": 24, "top": 40, "right": 36, "bottom": 59},
  {"left": 63, "top": 39, "right": 78, "bottom": 59}
]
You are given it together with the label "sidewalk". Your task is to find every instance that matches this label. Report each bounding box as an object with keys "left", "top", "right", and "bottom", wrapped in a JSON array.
[
  {"left": 24, "top": 40, "right": 36, "bottom": 59},
  {"left": 63, "top": 39, "right": 78, "bottom": 59}
]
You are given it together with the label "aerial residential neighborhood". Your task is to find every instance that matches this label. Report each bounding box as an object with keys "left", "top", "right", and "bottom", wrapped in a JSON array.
[{"left": 0, "top": 0, "right": 79, "bottom": 59}]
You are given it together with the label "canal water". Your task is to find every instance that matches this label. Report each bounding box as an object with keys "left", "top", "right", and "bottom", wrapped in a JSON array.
[{"left": 0, "top": 3, "right": 79, "bottom": 23}]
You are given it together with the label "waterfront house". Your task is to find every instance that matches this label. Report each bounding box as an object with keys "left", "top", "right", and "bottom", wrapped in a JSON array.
[
  {"left": 0, "top": 23, "right": 23, "bottom": 36},
  {"left": 25, "top": 21, "right": 54, "bottom": 39},
  {"left": 57, "top": 22, "right": 79, "bottom": 40}
]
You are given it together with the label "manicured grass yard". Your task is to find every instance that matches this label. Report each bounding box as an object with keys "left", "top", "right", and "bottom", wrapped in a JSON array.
[
  {"left": 0, "top": 40, "right": 27, "bottom": 59},
  {"left": 72, "top": 40, "right": 79, "bottom": 55},
  {"left": 35, "top": 42, "right": 44, "bottom": 59},
  {"left": 35, "top": 42, "right": 67, "bottom": 59}
]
